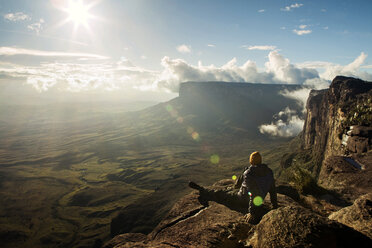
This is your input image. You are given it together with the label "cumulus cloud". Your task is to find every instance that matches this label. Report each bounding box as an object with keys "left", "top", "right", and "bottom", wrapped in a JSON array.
[
  {"left": 265, "top": 51, "right": 319, "bottom": 84},
  {"left": 259, "top": 107, "right": 304, "bottom": 137},
  {"left": 4, "top": 12, "right": 30, "bottom": 21},
  {"left": 297, "top": 52, "right": 372, "bottom": 81},
  {"left": 258, "top": 52, "right": 372, "bottom": 138},
  {"left": 0, "top": 46, "right": 108, "bottom": 59},
  {"left": 293, "top": 29, "right": 312, "bottom": 35},
  {"left": 2, "top": 46, "right": 370, "bottom": 137},
  {"left": 1, "top": 47, "right": 370, "bottom": 102},
  {"left": 281, "top": 3, "right": 304, "bottom": 11},
  {"left": 177, "top": 44, "right": 191, "bottom": 53},
  {"left": 243, "top": 45, "right": 277, "bottom": 51},
  {"left": 27, "top": 19, "right": 44, "bottom": 35},
  {"left": 258, "top": 9, "right": 265, "bottom": 13},
  {"left": 207, "top": 44, "right": 216, "bottom": 47}
]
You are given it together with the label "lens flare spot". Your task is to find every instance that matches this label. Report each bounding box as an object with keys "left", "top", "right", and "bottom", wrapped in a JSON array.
[
  {"left": 253, "top": 196, "right": 263, "bottom": 206},
  {"left": 191, "top": 131, "right": 200, "bottom": 141},
  {"left": 232, "top": 175, "right": 237, "bottom": 180},
  {"left": 210, "top": 154, "right": 220, "bottom": 164},
  {"left": 187, "top": 127, "right": 194, "bottom": 134},
  {"left": 166, "top": 105, "right": 173, "bottom": 112}
]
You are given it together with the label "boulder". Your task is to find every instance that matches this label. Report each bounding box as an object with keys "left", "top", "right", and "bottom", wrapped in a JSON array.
[
  {"left": 329, "top": 193, "right": 372, "bottom": 239},
  {"left": 247, "top": 206, "right": 372, "bottom": 248}
]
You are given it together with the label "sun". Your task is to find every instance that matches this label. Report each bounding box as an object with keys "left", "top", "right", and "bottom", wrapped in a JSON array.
[
  {"left": 67, "top": 1, "right": 90, "bottom": 25},
  {"left": 64, "top": 0, "right": 93, "bottom": 29}
]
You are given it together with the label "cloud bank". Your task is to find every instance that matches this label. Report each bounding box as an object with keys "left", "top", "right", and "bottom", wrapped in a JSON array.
[{"left": 1, "top": 48, "right": 371, "bottom": 137}]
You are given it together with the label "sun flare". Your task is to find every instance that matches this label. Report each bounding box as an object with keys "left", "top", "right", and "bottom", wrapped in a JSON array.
[{"left": 65, "top": 0, "right": 93, "bottom": 29}]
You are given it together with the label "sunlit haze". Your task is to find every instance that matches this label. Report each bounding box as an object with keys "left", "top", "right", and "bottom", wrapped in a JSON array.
[{"left": 1, "top": 0, "right": 372, "bottom": 104}]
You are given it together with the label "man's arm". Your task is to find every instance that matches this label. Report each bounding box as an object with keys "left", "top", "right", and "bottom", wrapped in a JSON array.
[{"left": 234, "top": 166, "right": 248, "bottom": 189}]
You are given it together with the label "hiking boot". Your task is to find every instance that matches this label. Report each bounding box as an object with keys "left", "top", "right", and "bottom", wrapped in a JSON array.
[{"left": 188, "top": 181, "right": 205, "bottom": 191}]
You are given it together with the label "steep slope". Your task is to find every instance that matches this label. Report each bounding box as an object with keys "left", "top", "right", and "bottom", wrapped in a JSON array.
[{"left": 298, "top": 76, "right": 372, "bottom": 199}]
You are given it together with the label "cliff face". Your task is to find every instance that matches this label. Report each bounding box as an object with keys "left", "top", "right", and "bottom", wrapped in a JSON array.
[
  {"left": 300, "top": 76, "right": 372, "bottom": 198},
  {"left": 302, "top": 76, "right": 372, "bottom": 175}
]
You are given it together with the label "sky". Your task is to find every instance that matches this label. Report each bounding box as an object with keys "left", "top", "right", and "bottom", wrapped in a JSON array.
[{"left": 1, "top": 0, "right": 372, "bottom": 104}]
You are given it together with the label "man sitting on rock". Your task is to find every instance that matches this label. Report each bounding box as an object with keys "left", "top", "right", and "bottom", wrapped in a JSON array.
[{"left": 189, "top": 151, "right": 278, "bottom": 224}]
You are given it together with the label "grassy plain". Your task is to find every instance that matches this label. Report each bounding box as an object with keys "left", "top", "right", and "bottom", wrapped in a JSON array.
[{"left": 0, "top": 99, "right": 291, "bottom": 247}]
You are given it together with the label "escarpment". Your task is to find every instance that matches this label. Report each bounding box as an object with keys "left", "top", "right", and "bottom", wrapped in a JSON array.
[{"left": 300, "top": 76, "right": 372, "bottom": 198}]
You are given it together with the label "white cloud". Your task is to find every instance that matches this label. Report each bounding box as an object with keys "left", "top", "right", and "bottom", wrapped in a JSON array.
[
  {"left": 259, "top": 107, "right": 304, "bottom": 137},
  {"left": 0, "top": 47, "right": 109, "bottom": 59},
  {"left": 0, "top": 48, "right": 370, "bottom": 98},
  {"left": 4, "top": 12, "right": 30, "bottom": 22},
  {"left": 207, "top": 44, "right": 216, "bottom": 47},
  {"left": 323, "top": 26, "right": 329, "bottom": 30},
  {"left": 293, "top": 29, "right": 312, "bottom": 35},
  {"left": 265, "top": 51, "right": 319, "bottom": 84},
  {"left": 258, "top": 52, "right": 372, "bottom": 137},
  {"left": 299, "top": 25, "right": 307, "bottom": 29},
  {"left": 321, "top": 52, "right": 372, "bottom": 81},
  {"left": 141, "top": 55, "right": 147, "bottom": 60},
  {"left": 321, "top": 9, "right": 327, "bottom": 12},
  {"left": 281, "top": 3, "right": 304, "bottom": 11},
  {"left": 258, "top": 9, "right": 265, "bottom": 13},
  {"left": 243, "top": 45, "right": 277, "bottom": 51},
  {"left": 27, "top": 19, "right": 45, "bottom": 35},
  {"left": 176, "top": 44, "right": 191, "bottom": 53}
]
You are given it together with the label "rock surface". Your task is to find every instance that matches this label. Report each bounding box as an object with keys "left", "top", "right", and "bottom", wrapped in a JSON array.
[
  {"left": 105, "top": 180, "right": 372, "bottom": 248},
  {"left": 247, "top": 206, "right": 372, "bottom": 248},
  {"left": 302, "top": 76, "right": 372, "bottom": 175},
  {"left": 329, "top": 193, "right": 372, "bottom": 239}
]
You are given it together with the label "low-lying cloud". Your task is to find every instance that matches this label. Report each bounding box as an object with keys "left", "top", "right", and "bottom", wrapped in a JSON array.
[
  {"left": 1, "top": 48, "right": 371, "bottom": 130},
  {"left": 259, "top": 107, "right": 305, "bottom": 137}
]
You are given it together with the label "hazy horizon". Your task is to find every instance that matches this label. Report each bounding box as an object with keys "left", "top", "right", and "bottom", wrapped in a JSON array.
[{"left": 1, "top": 0, "right": 372, "bottom": 106}]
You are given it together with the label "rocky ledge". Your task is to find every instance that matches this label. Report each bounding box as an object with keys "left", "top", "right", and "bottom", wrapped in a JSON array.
[{"left": 104, "top": 180, "right": 372, "bottom": 248}]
